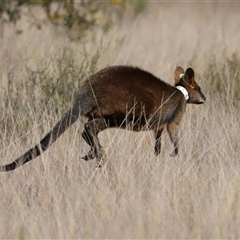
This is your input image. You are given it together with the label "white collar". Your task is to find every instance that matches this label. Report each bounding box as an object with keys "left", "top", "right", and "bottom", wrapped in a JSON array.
[{"left": 176, "top": 85, "right": 189, "bottom": 101}]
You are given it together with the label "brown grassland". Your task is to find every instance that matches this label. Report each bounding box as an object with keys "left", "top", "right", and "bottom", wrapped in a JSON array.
[{"left": 0, "top": 2, "right": 240, "bottom": 239}]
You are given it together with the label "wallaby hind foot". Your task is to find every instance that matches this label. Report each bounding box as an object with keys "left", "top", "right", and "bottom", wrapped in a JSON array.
[
  {"left": 82, "top": 150, "right": 95, "bottom": 161},
  {"left": 169, "top": 147, "right": 178, "bottom": 157},
  {"left": 96, "top": 147, "right": 107, "bottom": 168}
]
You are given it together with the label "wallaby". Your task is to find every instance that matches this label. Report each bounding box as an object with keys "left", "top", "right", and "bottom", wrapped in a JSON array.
[{"left": 0, "top": 65, "right": 206, "bottom": 172}]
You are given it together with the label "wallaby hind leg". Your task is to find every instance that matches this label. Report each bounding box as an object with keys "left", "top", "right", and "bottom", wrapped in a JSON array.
[
  {"left": 82, "top": 119, "right": 107, "bottom": 167},
  {"left": 82, "top": 130, "right": 96, "bottom": 161},
  {"left": 154, "top": 127, "right": 164, "bottom": 156},
  {"left": 167, "top": 121, "right": 179, "bottom": 157}
]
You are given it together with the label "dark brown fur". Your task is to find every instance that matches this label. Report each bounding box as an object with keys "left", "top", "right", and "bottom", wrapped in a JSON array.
[{"left": 0, "top": 65, "right": 206, "bottom": 171}]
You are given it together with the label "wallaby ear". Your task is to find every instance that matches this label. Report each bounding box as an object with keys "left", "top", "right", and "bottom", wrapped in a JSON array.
[
  {"left": 184, "top": 68, "right": 195, "bottom": 83},
  {"left": 174, "top": 66, "right": 185, "bottom": 85}
]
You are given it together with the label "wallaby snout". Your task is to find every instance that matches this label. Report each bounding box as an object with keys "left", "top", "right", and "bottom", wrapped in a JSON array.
[{"left": 195, "top": 91, "right": 206, "bottom": 104}]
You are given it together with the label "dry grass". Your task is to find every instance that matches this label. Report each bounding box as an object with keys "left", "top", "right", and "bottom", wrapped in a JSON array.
[{"left": 1, "top": 2, "right": 240, "bottom": 239}]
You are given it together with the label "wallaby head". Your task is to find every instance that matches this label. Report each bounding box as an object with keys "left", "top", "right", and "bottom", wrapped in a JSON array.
[
  {"left": 0, "top": 65, "right": 206, "bottom": 172},
  {"left": 174, "top": 66, "right": 206, "bottom": 104}
]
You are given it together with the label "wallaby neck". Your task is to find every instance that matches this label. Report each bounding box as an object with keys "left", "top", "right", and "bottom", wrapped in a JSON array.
[{"left": 176, "top": 85, "right": 189, "bottom": 101}]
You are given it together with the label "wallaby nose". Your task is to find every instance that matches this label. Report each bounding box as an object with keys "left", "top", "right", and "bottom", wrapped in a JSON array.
[{"left": 199, "top": 93, "right": 206, "bottom": 104}]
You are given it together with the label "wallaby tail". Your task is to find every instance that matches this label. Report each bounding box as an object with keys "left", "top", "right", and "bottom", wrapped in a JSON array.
[{"left": 0, "top": 103, "right": 81, "bottom": 172}]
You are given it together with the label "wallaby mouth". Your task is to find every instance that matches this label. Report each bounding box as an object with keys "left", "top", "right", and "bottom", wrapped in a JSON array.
[
  {"left": 187, "top": 96, "right": 206, "bottom": 104},
  {"left": 198, "top": 97, "right": 206, "bottom": 104}
]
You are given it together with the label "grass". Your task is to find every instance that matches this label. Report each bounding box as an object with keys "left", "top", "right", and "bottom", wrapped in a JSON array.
[{"left": 0, "top": 2, "right": 240, "bottom": 239}]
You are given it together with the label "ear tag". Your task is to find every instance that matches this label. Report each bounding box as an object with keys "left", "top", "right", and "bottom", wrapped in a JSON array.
[{"left": 179, "top": 73, "right": 184, "bottom": 79}]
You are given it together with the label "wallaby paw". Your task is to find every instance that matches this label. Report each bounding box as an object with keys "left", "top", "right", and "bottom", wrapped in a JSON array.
[
  {"left": 169, "top": 149, "right": 178, "bottom": 157},
  {"left": 96, "top": 148, "right": 107, "bottom": 168},
  {"left": 154, "top": 147, "right": 161, "bottom": 156},
  {"left": 82, "top": 151, "right": 95, "bottom": 161}
]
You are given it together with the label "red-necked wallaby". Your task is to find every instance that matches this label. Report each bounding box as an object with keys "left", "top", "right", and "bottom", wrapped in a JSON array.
[{"left": 0, "top": 65, "right": 206, "bottom": 171}]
